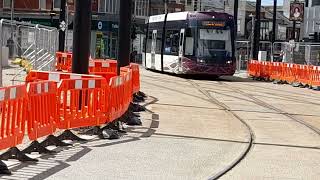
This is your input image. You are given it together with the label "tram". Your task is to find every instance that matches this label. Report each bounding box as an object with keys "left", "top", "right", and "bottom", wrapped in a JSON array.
[{"left": 143, "top": 11, "right": 236, "bottom": 77}]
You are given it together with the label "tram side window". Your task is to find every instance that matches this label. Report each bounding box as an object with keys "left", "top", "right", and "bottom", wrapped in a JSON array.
[
  {"left": 164, "top": 30, "right": 180, "bottom": 56},
  {"left": 155, "top": 30, "right": 163, "bottom": 54},
  {"left": 146, "top": 31, "right": 152, "bottom": 53}
]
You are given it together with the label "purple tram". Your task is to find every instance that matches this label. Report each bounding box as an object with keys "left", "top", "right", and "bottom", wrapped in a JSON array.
[{"left": 143, "top": 11, "right": 236, "bottom": 77}]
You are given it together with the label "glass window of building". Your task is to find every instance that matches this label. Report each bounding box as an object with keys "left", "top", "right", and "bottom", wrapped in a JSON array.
[
  {"left": 104, "top": 0, "right": 119, "bottom": 14},
  {"left": 99, "top": 0, "right": 106, "bottom": 12},
  {"left": 39, "top": 0, "right": 47, "bottom": 9},
  {"left": 133, "top": 0, "right": 149, "bottom": 17},
  {"left": 54, "top": 0, "right": 61, "bottom": 10},
  {"left": 3, "top": 0, "right": 11, "bottom": 8}
]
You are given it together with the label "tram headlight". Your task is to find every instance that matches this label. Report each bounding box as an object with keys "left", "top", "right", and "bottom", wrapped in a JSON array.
[
  {"left": 197, "top": 59, "right": 205, "bottom": 63},
  {"left": 226, "top": 61, "right": 232, "bottom": 64}
]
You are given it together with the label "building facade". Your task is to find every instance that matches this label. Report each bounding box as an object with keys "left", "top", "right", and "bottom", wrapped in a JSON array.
[
  {"left": 0, "top": 0, "right": 151, "bottom": 59},
  {"left": 303, "top": 0, "right": 320, "bottom": 39}
]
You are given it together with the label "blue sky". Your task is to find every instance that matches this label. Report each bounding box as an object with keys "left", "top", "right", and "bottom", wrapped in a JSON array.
[{"left": 249, "top": 0, "right": 284, "bottom": 5}]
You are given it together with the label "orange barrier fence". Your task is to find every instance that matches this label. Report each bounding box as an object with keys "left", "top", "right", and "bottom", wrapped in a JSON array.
[
  {"left": 248, "top": 60, "right": 320, "bottom": 87},
  {"left": 26, "top": 71, "right": 99, "bottom": 83},
  {"left": 56, "top": 52, "right": 72, "bottom": 72},
  {"left": 89, "top": 60, "right": 117, "bottom": 73},
  {"left": 130, "top": 63, "right": 140, "bottom": 94},
  {"left": 0, "top": 85, "right": 28, "bottom": 150},
  {"left": 57, "top": 78, "right": 109, "bottom": 129},
  {"left": 27, "top": 81, "right": 57, "bottom": 141},
  {"left": 0, "top": 50, "right": 142, "bottom": 171},
  {"left": 54, "top": 52, "right": 141, "bottom": 94}
]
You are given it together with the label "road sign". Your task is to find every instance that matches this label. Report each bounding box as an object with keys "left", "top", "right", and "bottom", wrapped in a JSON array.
[
  {"left": 98, "top": 21, "right": 103, "bottom": 30},
  {"left": 59, "top": 21, "right": 66, "bottom": 32}
]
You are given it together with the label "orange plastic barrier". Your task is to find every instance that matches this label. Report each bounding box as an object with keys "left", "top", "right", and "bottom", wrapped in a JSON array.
[
  {"left": 89, "top": 60, "right": 117, "bottom": 73},
  {"left": 248, "top": 60, "right": 320, "bottom": 88},
  {"left": 310, "top": 66, "right": 320, "bottom": 87},
  {"left": 248, "top": 60, "right": 260, "bottom": 77},
  {"left": 269, "top": 62, "right": 282, "bottom": 81},
  {"left": 56, "top": 52, "right": 72, "bottom": 72},
  {"left": 57, "top": 78, "right": 109, "bottom": 129},
  {"left": 90, "top": 72, "right": 117, "bottom": 83},
  {"left": 260, "top": 61, "right": 270, "bottom": 79},
  {"left": 0, "top": 85, "right": 28, "bottom": 150},
  {"left": 282, "top": 63, "right": 296, "bottom": 83},
  {"left": 109, "top": 76, "right": 125, "bottom": 121},
  {"left": 120, "top": 67, "right": 133, "bottom": 112},
  {"left": 26, "top": 71, "right": 99, "bottom": 83},
  {"left": 27, "top": 81, "right": 57, "bottom": 141},
  {"left": 130, "top": 63, "right": 140, "bottom": 94}
]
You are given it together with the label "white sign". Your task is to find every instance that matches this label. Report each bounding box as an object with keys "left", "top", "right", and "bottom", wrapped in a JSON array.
[
  {"left": 60, "top": 21, "right": 66, "bottom": 32},
  {"left": 98, "top": 21, "right": 103, "bottom": 30}
]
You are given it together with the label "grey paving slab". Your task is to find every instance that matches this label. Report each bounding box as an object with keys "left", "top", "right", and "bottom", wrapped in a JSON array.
[{"left": 222, "top": 145, "right": 320, "bottom": 180}]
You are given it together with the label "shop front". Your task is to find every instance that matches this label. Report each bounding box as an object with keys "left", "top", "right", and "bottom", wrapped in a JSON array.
[{"left": 92, "top": 20, "right": 119, "bottom": 59}]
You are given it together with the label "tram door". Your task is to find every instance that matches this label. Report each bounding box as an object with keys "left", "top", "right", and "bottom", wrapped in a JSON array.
[
  {"left": 178, "top": 29, "right": 185, "bottom": 71},
  {"left": 151, "top": 30, "right": 157, "bottom": 69}
]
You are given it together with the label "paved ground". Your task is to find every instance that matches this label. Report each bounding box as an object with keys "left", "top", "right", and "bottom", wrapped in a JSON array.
[{"left": 1, "top": 68, "right": 320, "bottom": 180}]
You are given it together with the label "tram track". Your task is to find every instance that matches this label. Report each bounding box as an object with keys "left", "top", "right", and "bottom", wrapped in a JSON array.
[
  {"left": 190, "top": 78, "right": 320, "bottom": 179},
  {"left": 218, "top": 82, "right": 320, "bottom": 136},
  {"left": 188, "top": 80, "right": 255, "bottom": 180}
]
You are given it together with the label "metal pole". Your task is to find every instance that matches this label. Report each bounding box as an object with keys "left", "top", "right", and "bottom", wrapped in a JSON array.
[
  {"left": 292, "top": 21, "right": 296, "bottom": 40},
  {"left": 7, "top": 0, "right": 15, "bottom": 58},
  {"left": 250, "top": 14, "right": 255, "bottom": 60},
  {"left": 0, "top": 20, "right": 3, "bottom": 87},
  {"left": 117, "top": 0, "right": 132, "bottom": 75},
  {"left": 164, "top": 0, "right": 168, "bottom": 14},
  {"left": 234, "top": 0, "right": 239, "bottom": 39},
  {"left": 253, "top": 0, "right": 261, "bottom": 60},
  {"left": 10, "top": 0, "right": 14, "bottom": 37},
  {"left": 272, "top": 0, "right": 277, "bottom": 43},
  {"left": 72, "top": 0, "right": 92, "bottom": 74},
  {"left": 59, "top": 0, "right": 66, "bottom": 51},
  {"left": 65, "top": 3, "right": 69, "bottom": 51}
]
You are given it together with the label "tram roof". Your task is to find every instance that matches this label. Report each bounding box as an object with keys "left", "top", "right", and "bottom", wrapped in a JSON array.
[{"left": 148, "top": 11, "right": 233, "bottom": 23}]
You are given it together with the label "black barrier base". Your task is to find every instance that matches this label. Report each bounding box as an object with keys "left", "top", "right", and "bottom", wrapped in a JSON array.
[
  {"left": 133, "top": 94, "right": 145, "bottom": 103},
  {"left": 0, "top": 147, "right": 37, "bottom": 162},
  {"left": 137, "top": 91, "right": 147, "bottom": 98},
  {"left": 80, "top": 126, "right": 101, "bottom": 136},
  {"left": 0, "top": 160, "right": 11, "bottom": 175},
  {"left": 22, "top": 141, "right": 56, "bottom": 154},
  {"left": 129, "top": 103, "right": 146, "bottom": 112},
  {"left": 57, "top": 130, "right": 87, "bottom": 142},
  {"left": 41, "top": 135, "right": 71, "bottom": 147},
  {"left": 129, "top": 111, "right": 140, "bottom": 117}
]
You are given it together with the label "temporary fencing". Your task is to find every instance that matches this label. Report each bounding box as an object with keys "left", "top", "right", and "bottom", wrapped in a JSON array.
[
  {"left": 0, "top": 51, "right": 141, "bottom": 171},
  {"left": 27, "top": 81, "right": 57, "bottom": 141},
  {"left": 248, "top": 60, "right": 320, "bottom": 88},
  {"left": 88, "top": 59, "right": 117, "bottom": 73},
  {"left": 56, "top": 52, "right": 72, "bottom": 72},
  {"left": 57, "top": 77, "right": 109, "bottom": 129},
  {"left": 0, "top": 85, "right": 28, "bottom": 150}
]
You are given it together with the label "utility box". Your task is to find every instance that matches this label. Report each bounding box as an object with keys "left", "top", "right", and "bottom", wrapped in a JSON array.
[
  {"left": 258, "top": 51, "right": 267, "bottom": 61},
  {"left": 1, "top": 47, "right": 9, "bottom": 67}
]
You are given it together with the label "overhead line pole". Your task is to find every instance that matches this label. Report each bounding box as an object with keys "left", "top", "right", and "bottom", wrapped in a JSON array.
[
  {"left": 117, "top": 0, "right": 132, "bottom": 75},
  {"left": 253, "top": 0, "right": 262, "bottom": 60},
  {"left": 59, "top": 0, "right": 66, "bottom": 52},
  {"left": 272, "top": 0, "right": 277, "bottom": 43},
  {"left": 72, "top": 0, "right": 92, "bottom": 74}
]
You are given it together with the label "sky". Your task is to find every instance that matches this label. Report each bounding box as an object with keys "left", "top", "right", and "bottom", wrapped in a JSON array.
[{"left": 249, "top": 0, "right": 284, "bottom": 6}]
